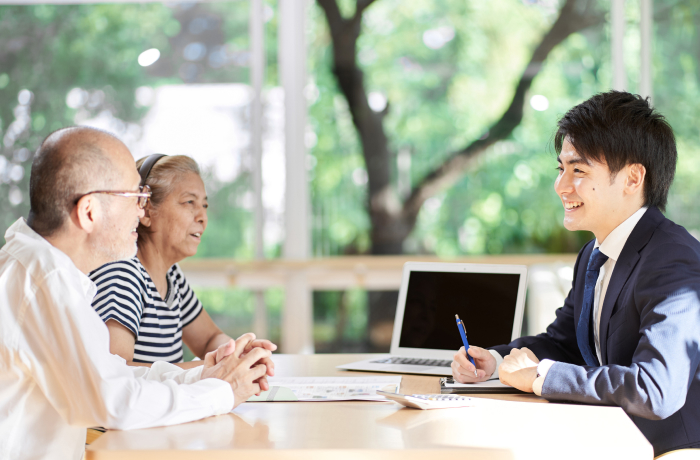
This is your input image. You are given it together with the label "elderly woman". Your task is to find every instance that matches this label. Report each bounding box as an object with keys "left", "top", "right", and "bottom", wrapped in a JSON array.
[{"left": 90, "top": 154, "right": 276, "bottom": 370}]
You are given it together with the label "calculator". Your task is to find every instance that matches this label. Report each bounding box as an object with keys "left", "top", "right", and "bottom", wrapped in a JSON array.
[{"left": 376, "top": 390, "right": 475, "bottom": 410}]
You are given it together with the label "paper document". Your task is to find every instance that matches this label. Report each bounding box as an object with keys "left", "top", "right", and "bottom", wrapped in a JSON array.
[{"left": 247, "top": 376, "right": 402, "bottom": 402}]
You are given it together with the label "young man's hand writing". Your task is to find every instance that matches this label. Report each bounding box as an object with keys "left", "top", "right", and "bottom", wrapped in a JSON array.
[{"left": 451, "top": 345, "right": 496, "bottom": 383}]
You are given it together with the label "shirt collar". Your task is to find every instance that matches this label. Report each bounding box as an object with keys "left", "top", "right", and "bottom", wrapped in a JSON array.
[
  {"left": 5, "top": 217, "right": 46, "bottom": 244},
  {"left": 595, "top": 207, "right": 648, "bottom": 262},
  {"left": 5, "top": 217, "right": 97, "bottom": 298}
]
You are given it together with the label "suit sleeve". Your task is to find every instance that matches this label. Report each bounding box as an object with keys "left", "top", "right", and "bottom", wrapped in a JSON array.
[
  {"left": 541, "top": 242, "right": 700, "bottom": 420},
  {"left": 490, "top": 245, "right": 587, "bottom": 365}
]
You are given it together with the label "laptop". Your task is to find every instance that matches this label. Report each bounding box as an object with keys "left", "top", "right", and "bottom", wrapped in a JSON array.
[{"left": 338, "top": 262, "right": 527, "bottom": 376}]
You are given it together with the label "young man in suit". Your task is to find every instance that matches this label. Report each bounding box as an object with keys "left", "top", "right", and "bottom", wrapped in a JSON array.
[{"left": 451, "top": 91, "right": 700, "bottom": 456}]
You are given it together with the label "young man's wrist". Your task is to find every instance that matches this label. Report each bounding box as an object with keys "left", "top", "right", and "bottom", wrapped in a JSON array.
[
  {"left": 487, "top": 349, "right": 504, "bottom": 380},
  {"left": 532, "top": 359, "right": 555, "bottom": 396}
]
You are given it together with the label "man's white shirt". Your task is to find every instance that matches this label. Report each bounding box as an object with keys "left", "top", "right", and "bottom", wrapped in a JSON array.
[{"left": 0, "top": 219, "right": 234, "bottom": 460}]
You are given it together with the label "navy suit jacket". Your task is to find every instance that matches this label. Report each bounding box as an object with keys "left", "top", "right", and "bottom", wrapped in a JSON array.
[{"left": 492, "top": 207, "right": 700, "bottom": 455}]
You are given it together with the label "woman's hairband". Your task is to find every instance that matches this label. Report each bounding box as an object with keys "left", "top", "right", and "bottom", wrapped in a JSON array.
[{"left": 138, "top": 154, "right": 167, "bottom": 187}]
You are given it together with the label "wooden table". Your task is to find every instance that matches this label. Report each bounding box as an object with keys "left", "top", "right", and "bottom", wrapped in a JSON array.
[{"left": 86, "top": 354, "right": 653, "bottom": 460}]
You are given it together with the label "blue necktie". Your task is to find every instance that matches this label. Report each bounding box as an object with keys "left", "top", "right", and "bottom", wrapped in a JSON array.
[{"left": 577, "top": 247, "right": 608, "bottom": 367}]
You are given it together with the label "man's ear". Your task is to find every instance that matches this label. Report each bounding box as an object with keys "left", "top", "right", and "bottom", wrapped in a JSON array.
[
  {"left": 625, "top": 163, "right": 646, "bottom": 196},
  {"left": 73, "top": 195, "right": 100, "bottom": 234},
  {"left": 139, "top": 204, "right": 153, "bottom": 228}
]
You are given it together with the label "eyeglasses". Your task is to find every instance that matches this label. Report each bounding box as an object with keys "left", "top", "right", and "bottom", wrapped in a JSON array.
[{"left": 77, "top": 185, "right": 152, "bottom": 209}]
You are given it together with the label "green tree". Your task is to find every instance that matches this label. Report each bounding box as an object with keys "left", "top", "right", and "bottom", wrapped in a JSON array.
[
  {"left": 0, "top": 4, "right": 173, "bottom": 231},
  {"left": 315, "top": 0, "right": 604, "bottom": 256},
  {"left": 0, "top": 3, "right": 254, "bottom": 252}
]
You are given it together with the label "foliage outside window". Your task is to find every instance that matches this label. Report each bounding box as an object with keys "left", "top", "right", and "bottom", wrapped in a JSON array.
[{"left": 1, "top": 1, "right": 700, "bottom": 352}]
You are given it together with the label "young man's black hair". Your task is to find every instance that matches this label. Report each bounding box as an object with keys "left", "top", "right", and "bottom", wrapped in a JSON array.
[{"left": 554, "top": 91, "right": 677, "bottom": 211}]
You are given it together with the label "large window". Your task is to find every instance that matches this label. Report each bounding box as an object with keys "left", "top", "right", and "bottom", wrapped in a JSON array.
[
  {"left": 0, "top": 2, "right": 268, "bottom": 256},
  {"left": 7, "top": 1, "right": 697, "bottom": 352},
  {"left": 0, "top": 2, "right": 287, "bottom": 350},
  {"left": 307, "top": 0, "right": 608, "bottom": 263},
  {"left": 652, "top": 1, "right": 700, "bottom": 236},
  {"left": 306, "top": 0, "right": 608, "bottom": 350}
]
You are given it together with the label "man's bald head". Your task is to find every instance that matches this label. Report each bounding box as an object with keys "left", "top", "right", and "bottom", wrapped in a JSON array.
[{"left": 28, "top": 126, "right": 129, "bottom": 237}]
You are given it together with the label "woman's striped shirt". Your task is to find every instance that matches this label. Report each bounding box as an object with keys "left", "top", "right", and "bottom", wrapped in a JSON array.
[{"left": 89, "top": 257, "right": 203, "bottom": 363}]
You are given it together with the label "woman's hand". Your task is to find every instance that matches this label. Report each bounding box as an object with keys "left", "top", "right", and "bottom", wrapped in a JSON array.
[
  {"left": 205, "top": 333, "right": 277, "bottom": 392},
  {"left": 201, "top": 334, "right": 273, "bottom": 408}
]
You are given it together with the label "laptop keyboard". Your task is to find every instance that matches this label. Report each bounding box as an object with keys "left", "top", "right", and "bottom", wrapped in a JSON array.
[{"left": 370, "top": 357, "right": 452, "bottom": 368}]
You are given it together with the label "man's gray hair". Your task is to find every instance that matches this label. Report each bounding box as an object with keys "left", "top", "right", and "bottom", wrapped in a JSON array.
[{"left": 28, "top": 126, "right": 119, "bottom": 237}]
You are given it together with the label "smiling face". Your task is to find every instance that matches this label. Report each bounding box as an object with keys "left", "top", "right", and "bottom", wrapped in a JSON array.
[
  {"left": 140, "top": 172, "right": 208, "bottom": 262},
  {"left": 554, "top": 138, "right": 645, "bottom": 242}
]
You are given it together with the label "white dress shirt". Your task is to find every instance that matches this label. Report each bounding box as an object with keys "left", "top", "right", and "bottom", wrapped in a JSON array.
[
  {"left": 0, "top": 219, "right": 234, "bottom": 460},
  {"left": 531, "top": 207, "right": 648, "bottom": 395}
]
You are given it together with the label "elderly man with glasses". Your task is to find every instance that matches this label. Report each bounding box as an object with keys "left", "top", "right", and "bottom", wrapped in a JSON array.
[{"left": 0, "top": 126, "right": 272, "bottom": 460}]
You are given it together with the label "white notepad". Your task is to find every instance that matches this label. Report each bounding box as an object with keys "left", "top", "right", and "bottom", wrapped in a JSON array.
[
  {"left": 440, "top": 377, "right": 525, "bottom": 394},
  {"left": 443, "top": 379, "right": 511, "bottom": 389}
]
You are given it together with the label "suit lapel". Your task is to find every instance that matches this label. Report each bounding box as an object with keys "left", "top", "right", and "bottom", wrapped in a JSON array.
[{"left": 598, "top": 207, "right": 665, "bottom": 364}]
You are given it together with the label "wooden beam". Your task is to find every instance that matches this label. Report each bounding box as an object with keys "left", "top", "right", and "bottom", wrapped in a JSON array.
[{"left": 181, "top": 254, "right": 578, "bottom": 290}]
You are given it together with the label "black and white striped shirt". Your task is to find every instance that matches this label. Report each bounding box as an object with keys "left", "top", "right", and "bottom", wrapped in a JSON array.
[{"left": 89, "top": 257, "right": 203, "bottom": 363}]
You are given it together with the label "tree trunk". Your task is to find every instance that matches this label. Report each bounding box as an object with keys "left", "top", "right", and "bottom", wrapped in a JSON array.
[{"left": 317, "top": 0, "right": 603, "bottom": 256}]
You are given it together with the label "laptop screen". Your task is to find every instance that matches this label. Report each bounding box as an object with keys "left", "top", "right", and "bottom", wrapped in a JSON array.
[{"left": 397, "top": 270, "right": 521, "bottom": 350}]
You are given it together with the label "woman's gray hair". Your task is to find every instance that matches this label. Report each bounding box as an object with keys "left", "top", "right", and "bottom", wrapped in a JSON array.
[
  {"left": 134, "top": 155, "right": 201, "bottom": 238},
  {"left": 135, "top": 155, "right": 201, "bottom": 209}
]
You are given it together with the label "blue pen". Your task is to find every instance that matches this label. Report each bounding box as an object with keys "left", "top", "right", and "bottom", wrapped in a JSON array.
[{"left": 455, "top": 314, "right": 478, "bottom": 377}]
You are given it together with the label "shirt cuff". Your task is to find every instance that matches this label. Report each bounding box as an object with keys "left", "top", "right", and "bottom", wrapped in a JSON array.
[
  {"left": 141, "top": 361, "right": 204, "bottom": 384},
  {"left": 178, "top": 365, "right": 204, "bottom": 384},
  {"left": 532, "top": 359, "right": 556, "bottom": 396},
  {"left": 198, "top": 378, "right": 235, "bottom": 415},
  {"left": 154, "top": 363, "right": 234, "bottom": 413},
  {"left": 488, "top": 349, "right": 504, "bottom": 380}
]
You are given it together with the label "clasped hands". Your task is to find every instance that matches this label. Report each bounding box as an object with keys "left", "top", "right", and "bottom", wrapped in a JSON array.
[
  {"left": 201, "top": 333, "right": 277, "bottom": 408},
  {"left": 451, "top": 345, "right": 540, "bottom": 393}
]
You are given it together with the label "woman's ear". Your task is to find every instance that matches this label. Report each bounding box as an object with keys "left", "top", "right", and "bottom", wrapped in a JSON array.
[{"left": 139, "top": 205, "right": 153, "bottom": 228}]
